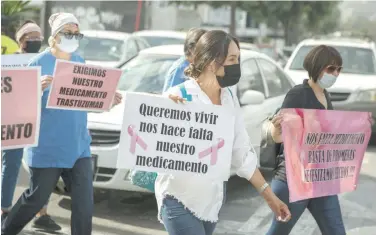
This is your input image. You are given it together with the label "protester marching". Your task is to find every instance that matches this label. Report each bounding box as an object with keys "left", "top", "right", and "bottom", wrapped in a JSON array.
[{"left": 1, "top": 9, "right": 373, "bottom": 235}]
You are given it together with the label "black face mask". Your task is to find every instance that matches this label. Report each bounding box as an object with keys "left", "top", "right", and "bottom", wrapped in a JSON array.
[
  {"left": 24, "top": 40, "right": 41, "bottom": 53},
  {"left": 216, "top": 63, "right": 241, "bottom": 88}
]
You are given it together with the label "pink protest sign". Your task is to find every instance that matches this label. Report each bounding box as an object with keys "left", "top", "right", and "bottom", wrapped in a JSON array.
[
  {"left": 47, "top": 60, "right": 122, "bottom": 112},
  {"left": 281, "top": 108, "right": 372, "bottom": 202},
  {"left": 1, "top": 67, "right": 41, "bottom": 150}
]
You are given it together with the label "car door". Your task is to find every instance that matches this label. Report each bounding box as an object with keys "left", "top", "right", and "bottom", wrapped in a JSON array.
[
  {"left": 238, "top": 58, "right": 268, "bottom": 156},
  {"left": 257, "top": 58, "right": 292, "bottom": 117}
]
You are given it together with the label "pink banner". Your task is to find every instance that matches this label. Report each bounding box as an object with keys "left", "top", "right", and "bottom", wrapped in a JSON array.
[
  {"left": 1, "top": 67, "right": 41, "bottom": 150},
  {"left": 281, "top": 108, "right": 372, "bottom": 202},
  {"left": 47, "top": 60, "right": 122, "bottom": 111}
]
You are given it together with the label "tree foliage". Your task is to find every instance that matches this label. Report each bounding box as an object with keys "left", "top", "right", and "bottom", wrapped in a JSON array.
[
  {"left": 169, "top": 0, "right": 340, "bottom": 45},
  {"left": 1, "top": 1, "right": 39, "bottom": 38}
]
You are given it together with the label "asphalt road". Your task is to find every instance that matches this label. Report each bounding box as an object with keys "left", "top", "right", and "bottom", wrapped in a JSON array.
[{"left": 13, "top": 146, "right": 376, "bottom": 235}]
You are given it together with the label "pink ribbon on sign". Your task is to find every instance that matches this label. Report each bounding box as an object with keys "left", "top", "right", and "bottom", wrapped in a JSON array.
[
  {"left": 127, "top": 125, "right": 148, "bottom": 154},
  {"left": 199, "top": 138, "right": 225, "bottom": 165}
]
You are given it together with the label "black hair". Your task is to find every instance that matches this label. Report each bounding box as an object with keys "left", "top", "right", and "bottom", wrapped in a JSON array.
[
  {"left": 184, "top": 30, "right": 239, "bottom": 78},
  {"left": 303, "top": 45, "right": 343, "bottom": 82},
  {"left": 184, "top": 28, "right": 207, "bottom": 57}
]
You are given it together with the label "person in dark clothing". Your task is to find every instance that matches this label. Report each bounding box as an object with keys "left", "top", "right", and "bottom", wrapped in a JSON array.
[{"left": 266, "top": 45, "right": 346, "bottom": 235}]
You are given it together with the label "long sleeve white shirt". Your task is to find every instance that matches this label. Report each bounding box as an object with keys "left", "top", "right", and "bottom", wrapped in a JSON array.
[{"left": 155, "top": 79, "right": 258, "bottom": 223}]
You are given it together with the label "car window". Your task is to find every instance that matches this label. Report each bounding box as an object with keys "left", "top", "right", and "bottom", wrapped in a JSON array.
[
  {"left": 238, "top": 59, "right": 265, "bottom": 100},
  {"left": 117, "top": 54, "right": 180, "bottom": 94},
  {"left": 289, "top": 45, "right": 376, "bottom": 75},
  {"left": 135, "top": 38, "right": 150, "bottom": 51},
  {"left": 139, "top": 36, "right": 185, "bottom": 47},
  {"left": 78, "top": 36, "right": 125, "bottom": 62},
  {"left": 124, "top": 38, "right": 139, "bottom": 61},
  {"left": 258, "top": 59, "right": 291, "bottom": 98}
]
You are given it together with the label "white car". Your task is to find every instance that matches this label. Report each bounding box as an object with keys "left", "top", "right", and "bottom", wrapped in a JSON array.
[
  {"left": 132, "top": 30, "right": 186, "bottom": 47},
  {"left": 22, "top": 45, "right": 295, "bottom": 193},
  {"left": 87, "top": 45, "right": 295, "bottom": 192},
  {"left": 77, "top": 30, "right": 150, "bottom": 68},
  {"left": 284, "top": 37, "right": 376, "bottom": 137}
]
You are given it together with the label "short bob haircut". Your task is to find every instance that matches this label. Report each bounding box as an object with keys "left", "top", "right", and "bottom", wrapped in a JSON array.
[
  {"left": 184, "top": 28, "right": 207, "bottom": 58},
  {"left": 303, "top": 45, "right": 343, "bottom": 82},
  {"left": 184, "top": 30, "right": 240, "bottom": 78}
]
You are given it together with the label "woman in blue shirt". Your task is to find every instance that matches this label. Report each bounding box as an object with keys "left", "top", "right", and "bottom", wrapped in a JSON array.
[{"left": 1, "top": 13, "right": 122, "bottom": 235}]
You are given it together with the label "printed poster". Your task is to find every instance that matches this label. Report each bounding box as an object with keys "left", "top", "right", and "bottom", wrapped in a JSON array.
[
  {"left": 1, "top": 53, "right": 38, "bottom": 68},
  {"left": 281, "top": 108, "right": 372, "bottom": 202},
  {"left": 1, "top": 67, "right": 41, "bottom": 150},
  {"left": 47, "top": 60, "right": 122, "bottom": 112},
  {"left": 117, "top": 92, "right": 236, "bottom": 180}
]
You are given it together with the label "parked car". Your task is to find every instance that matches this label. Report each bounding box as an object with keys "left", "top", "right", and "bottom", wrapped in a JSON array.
[
  {"left": 257, "top": 44, "right": 288, "bottom": 67},
  {"left": 132, "top": 30, "right": 186, "bottom": 47},
  {"left": 284, "top": 37, "right": 376, "bottom": 138},
  {"left": 77, "top": 30, "right": 150, "bottom": 68},
  {"left": 22, "top": 44, "right": 295, "bottom": 193}
]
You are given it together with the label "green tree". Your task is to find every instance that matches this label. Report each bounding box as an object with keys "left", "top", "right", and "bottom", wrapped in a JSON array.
[
  {"left": 241, "top": 1, "right": 340, "bottom": 45},
  {"left": 1, "top": 1, "right": 38, "bottom": 38},
  {"left": 304, "top": 1, "right": 341, "bottom": 35}
]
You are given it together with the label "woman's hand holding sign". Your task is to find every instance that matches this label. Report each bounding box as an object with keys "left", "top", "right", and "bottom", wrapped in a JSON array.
[
  {"left": 41, "top": 75, "right": 53, "bottom": 92},
  {"left": 168, "top": 94, "right": 186, "bottom": 104},
  {"left": 112, "top": 91, "right": 123, "bottom": 108},
  {"left": 271, "top": 113, "right": 283, "bottom": 143}
]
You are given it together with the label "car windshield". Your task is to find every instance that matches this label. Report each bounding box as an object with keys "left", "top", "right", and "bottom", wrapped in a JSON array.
[
  {"left": 77, "top": 36, "right": 125, "bottom": 62},
  {"left": 117, "top": 54, "right": 180, "bottom": 94},
  {"left": 290, "top": 45, "right": 376, "bottom": 75},
  {"left": 139, "top": 36, "right": 185, "bottom": 47},
  {"left": 259, "top": 47, "right": 276, "bottom": 59}
]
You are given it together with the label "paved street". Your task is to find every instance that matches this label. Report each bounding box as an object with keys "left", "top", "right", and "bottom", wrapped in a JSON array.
[{"left": 13, "top": 146, "right": 376, "bottom": 235}]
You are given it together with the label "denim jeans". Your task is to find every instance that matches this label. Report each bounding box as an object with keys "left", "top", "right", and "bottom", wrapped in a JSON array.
[
  {"left": 161, "top": 182, "right": 227, "bottom": 235},
  {"left": 266, "top": 179, "right": 346, "bottom": 235},
  {"left": 161, "top": 196, "right": 217, "bottom": 235},
  {"left": 1, "top": 157, "right": 93, "bottom": 235},
  {"left": 1, "top": 149, "right": 24, "bottom": 210}
]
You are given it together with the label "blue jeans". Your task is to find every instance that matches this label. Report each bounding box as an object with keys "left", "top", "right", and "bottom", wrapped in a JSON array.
[
  {"left": 161, "top": 182, "right": 226, "bottom": 235},
  {"left": 1, "top": 149, "right": 24, "bottom": 210},
  {"left": 161, "top": 196, "right": 217, "bottom": 235},
  {"left": 266, "top": 179, "right": 346, "bottom": 235},
  {"left": 1, "top": 157, "right": 93, "bottom": 235}
]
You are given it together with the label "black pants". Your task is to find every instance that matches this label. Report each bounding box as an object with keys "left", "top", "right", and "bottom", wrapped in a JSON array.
[{"left": 1, "top": 158, "right": 93, "bottom": 235}]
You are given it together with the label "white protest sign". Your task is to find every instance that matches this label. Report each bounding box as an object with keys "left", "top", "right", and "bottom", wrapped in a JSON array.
[
  {"left": 117, "top": 92, "right": 236, "bottom": 180},
  {"left": 1, "top": 53, "right": 38, "bottom": 68}
]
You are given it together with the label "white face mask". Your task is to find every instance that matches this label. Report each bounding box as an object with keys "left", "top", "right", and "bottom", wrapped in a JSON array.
[
  {"left": 56, "top": 37, "right": 79, "bottom": 53},
  {"left": 318, "top": 73, "right": 337, "bottom": 89}
]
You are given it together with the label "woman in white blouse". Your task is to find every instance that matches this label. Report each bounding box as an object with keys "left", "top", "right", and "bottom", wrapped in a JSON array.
[{"left": 155, "top": 30, "right": 292, "bottom": 235}]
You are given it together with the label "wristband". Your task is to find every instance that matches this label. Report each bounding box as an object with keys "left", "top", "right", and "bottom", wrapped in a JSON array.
[{"left": 258, "top": 182, "right": 269, "bottom": 194}]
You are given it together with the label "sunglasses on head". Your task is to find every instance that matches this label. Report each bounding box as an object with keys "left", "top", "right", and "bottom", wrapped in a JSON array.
[
  {"left": 58, "top": 32, "right": 84, "bottom": 40},
  {"left": 326, "top": 65, "right": 342, "bottom": 73}
]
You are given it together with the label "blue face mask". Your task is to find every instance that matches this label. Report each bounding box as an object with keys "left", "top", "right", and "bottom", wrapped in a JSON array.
[{"left": 318, "top": 73, "right": 337, "bottom": 89}]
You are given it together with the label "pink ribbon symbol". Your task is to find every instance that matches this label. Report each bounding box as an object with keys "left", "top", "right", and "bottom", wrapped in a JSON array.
[
  {"left": 199, "top": 138, "right": 225, "bottom": 165},
  {"left": 127, "top": 125, "right": 147, "bottom": 154}
]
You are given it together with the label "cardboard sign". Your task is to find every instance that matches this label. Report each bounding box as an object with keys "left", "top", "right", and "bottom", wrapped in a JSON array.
[
  {"left": 1, "top": 67, "right": 41, "bottom": 150},
  {"left": 281, "top": 108, "right": 372, "bottom": 202},
  {"left": 117, "top": 92, "right": 236, "bottom": 180},
  {"left": 47, "top": 60, "right": 122, "bottom": 112},
  {"left": 1, "top": 53, "right": 38, "bottom": 68}
]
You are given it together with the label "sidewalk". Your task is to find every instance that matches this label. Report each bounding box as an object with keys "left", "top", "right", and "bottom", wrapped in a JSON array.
[{"left": 347, "top": 227, "right": 376, "bottom": 235}]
